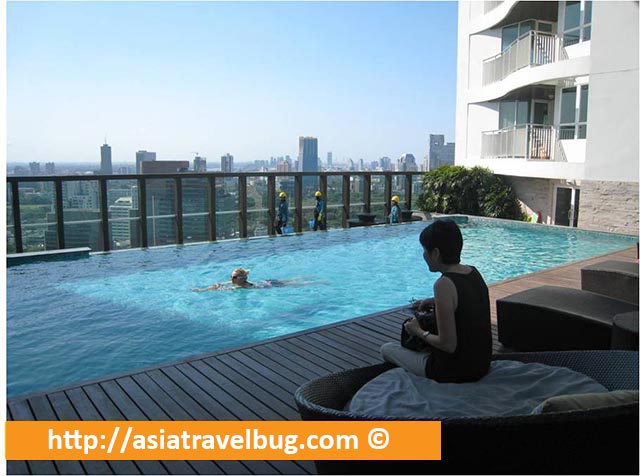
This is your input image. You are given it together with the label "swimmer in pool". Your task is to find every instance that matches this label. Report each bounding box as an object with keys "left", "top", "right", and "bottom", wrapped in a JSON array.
[{"left": 192, "top": 268, "right": 326, "bottom": 292}]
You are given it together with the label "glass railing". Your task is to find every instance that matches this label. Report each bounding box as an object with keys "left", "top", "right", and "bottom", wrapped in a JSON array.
[
  {"left": 481, "top": 124, "right": 561, "bottom": 160},
  {"left": 6, "top": 171, "right": 424, "bottom": 254},
  {"left": 482, "top": 31, "right": 558, "bottom": 86}
]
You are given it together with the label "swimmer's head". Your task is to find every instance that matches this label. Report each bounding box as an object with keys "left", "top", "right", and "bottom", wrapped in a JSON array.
[{"left": 231, "top": 268, "right": 250, "bottom": 282}]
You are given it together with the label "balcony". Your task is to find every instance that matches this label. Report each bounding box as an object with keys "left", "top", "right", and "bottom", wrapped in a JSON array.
[
  {"left": 483, "top": 31, "right": 558, "bottom": 86},
  {"left": 481, "top": 124, "right": 561, "bottom": 160},
  {"left": 6, "top": 171, "right": 424, "bottom": 255}
]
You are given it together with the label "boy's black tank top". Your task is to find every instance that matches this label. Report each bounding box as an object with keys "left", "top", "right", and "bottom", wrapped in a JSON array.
[{"left": 425, "top": 266, "right": 492, "bottom": 383}]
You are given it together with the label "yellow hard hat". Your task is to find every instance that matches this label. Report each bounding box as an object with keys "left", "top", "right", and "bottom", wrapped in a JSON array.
[
  {"left": 315, "top": 191, "right": 322, "bottom": 197},
  {"left": 391, "top": 195, "right": 400, "bottom": 203},
  {"left": 279, "top": 192, "right": 287, "bottom": 198}
]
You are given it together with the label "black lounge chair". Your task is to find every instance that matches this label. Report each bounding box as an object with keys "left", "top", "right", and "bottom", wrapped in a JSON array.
[
  {"left": 294, "top": 351, "right": 639, "bottom": 475},
  {"left": 581, "top": 260, "right": 639, "bottom": 304},
  {"left": 496, "top": 285, "right": 638, "bottom": 351}
]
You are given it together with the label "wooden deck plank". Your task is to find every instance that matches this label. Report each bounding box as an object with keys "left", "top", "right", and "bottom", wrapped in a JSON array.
[
  {"left": 130, "top": 373, "right": 195, "bottom": 420},
  {"left": 47, "top": 392, "right": 114, "bottom": 475},
  {"left": 217, "top": 353, "right": 301, "bottom": 405},
  {"left": 302, "top": 332, "right": 379, "bottom": 364},
  {"left": 160, "top": 366, "right": 238, "bottom": 420},
  {"left": 192, "top": 359, "right": 285, "bottom": 420},
  {"left": 145, "top": 369, "right": 214, "bottom": 420},
  {"left": 99, "top": 380, "right": 148, "bottom": 421},
  {"left": 115, "top": 376, "right": 172, "bottom": 420},
  {"left": 7, "top": 246, "right": 636, "bottom": 475},
  {"left": 28, "top": 396, "right": 86, "bottom": 475},
  {"left": 174, "top": 362, "right": 261, "bottom": 420}
]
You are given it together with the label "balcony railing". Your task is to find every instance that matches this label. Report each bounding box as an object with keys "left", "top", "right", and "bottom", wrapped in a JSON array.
[
  {"left": 481, "top": 124, "right": 560, "bottom": 160},
  {"left": 6, "top": 171, "right": 424, "bottom": 255},
  {"left": 482, "top": 31, "right": 558, "bottom": 86}
]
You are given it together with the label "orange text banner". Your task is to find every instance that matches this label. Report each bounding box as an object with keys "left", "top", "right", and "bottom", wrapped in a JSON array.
[{"left": 6, "top": 420, "right": 441, "bottom": 461}]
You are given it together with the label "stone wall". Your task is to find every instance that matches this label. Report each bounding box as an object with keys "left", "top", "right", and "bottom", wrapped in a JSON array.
[
  {"left": 500, "top": 176, "right": 557, "bottom": 224},
  {"left": 578, "top": 180, "right": 639, "bottom": 236}
]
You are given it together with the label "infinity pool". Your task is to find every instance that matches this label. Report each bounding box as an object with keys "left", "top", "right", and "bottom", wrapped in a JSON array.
[{"left": 7, "top": 218, "right": 636, "bottom": 397}]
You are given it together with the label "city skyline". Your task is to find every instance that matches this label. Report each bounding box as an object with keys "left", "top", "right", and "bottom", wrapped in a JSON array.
[{"left": 7, "top": 1, "right": 458, "bottom": 164}]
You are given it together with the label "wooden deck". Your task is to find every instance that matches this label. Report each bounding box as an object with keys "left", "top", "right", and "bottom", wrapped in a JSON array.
[{"left": 7, "top": 246, "right": 637, "bottom": 475}]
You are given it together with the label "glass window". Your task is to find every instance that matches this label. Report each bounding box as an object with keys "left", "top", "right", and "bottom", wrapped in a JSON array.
[
  {"left": 564, "top": 1, "right": 581, "bottom": 31},
  {"left": 516, "top": 101, "right": 530, "bottom": 125},
  {"left": 537, "top": 22, "right": 553, "bottom": 33},
  {"left": 583, "top": 25, "right": 591, "bottom": 41},
  {"left": 499, "top": 100, "right": 516, "bottom": 128},
  {"left": 584, "top": 1, "right": 592, "bottom": 24},
  {"left": 519, "top": 20, "right": 535, "bottom": 38},
  {"left": 560, "top": 87, "right": 577, "bottom": 124},
  {"left": 579, "top": 85, "right": 589, "bottom": 122},
  {"left": 502, "top": 23, "right": 518, "bottom": 51}
]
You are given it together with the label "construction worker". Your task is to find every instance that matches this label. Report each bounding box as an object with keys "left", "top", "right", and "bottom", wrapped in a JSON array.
[
  {"left": 275, "top": 191, "right": 289, "bottom": 234},
  {"left": 313, "top": 191, "right": 326, "bottom": 231},
  {"left": 389, "top": 195, "right": 402, "bottom": 224}
]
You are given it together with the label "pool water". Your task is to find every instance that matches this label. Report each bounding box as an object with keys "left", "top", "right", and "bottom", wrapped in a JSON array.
[{"left": 7, "top": 218, "right": 637, "bottom": 397}]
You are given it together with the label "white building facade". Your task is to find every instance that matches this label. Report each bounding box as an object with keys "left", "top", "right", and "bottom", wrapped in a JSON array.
[{"left": 456, "top": 0, "right": 638, "bottom": 234}]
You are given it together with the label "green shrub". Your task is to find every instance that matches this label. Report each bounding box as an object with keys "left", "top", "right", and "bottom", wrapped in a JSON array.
[{"left": 417, "top": 166, "right": 525, "bottom": 220}]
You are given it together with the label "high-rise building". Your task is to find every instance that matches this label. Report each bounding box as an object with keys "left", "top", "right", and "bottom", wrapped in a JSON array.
[
  {"left": 327, "top": 151, "right": 333, "bottom": 167},
  {"left": 397, "top": 153, "right": 418, "bottom": 172},
  {"left": 457, "top": 1, "right": 638, "bottom": 234},
  {"left": 101, "top": 142, "right": 113, "bottom": 175},
  {"left": 379, "top": 157, "right": 392, "bottom": 171},
  {"left": 299, "top": 136, "right": 318, "bottom": 190},
  {"left": 276, "top": 158, "right": 292, "bottom": 172},
  {"left": 29, "top": 162, "right": 41, "bottom": 176},
  {"left": 193, "top": 156, "right": 207, "bottom": 172},
  {"left": 141, "top": 161, "right": 190, "bottom": 174},
  {"left": 45, "top": 162, "right": 56, "bottom": 175},
  {"left": 299, "top": 137, "right": 318, "bottom": 173},
  {"left": 109, "top": 196, "right": 136, "bottom": 248},
  {"left": 136, "top": 150, "right": 157, "bottom": 174},
  {"left": 221, "top": 153, "right": 234, "bottom": 173},
  {"left": 427, "top": 134, "right": 455, "bottom": 170}
]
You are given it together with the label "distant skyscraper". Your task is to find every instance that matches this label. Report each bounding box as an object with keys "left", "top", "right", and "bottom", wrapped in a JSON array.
[
  {"left": 136, "top": 150, "right": 157, "bottom": 174},
  {"left": 276, "top": 158, "right": 292, "bottom": 172},
  {"left": 141, "top": 161, "right": 190, "bottom": 174},
  {"left": 379, "top": 157, "right": 392, "bottom": 171},
  {"left": 101, "top": 142, "right": 113, "bottom": 175},
  {"left": 428, "top": 134, "right": 455, "bottom": 170},
  {"left": 45, "top": 162, "right": 55, "bottom": 175},
  {"left": 299, "top": 136, "right": 318, "bottom": 190},
  {"left": 299, "top": 137, "right": 318, "bottom": 173},
  {"left": 397, "top": 153, "right": 418, "bottom": 172},
  {"left": 327, "top": 151, "right": 333, "bottom": 167},
  {"left": 29, "top": 162, "right": 41, "bottom": 176},
  {"left": 221, "top": 153, "right": 234, "bottom": 172},
  {"left": 193, "top": 156, "right": 207, "bottom": 172}
]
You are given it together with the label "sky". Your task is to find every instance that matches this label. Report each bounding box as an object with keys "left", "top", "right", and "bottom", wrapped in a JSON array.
[{"left": 6, "top": 1, "right": 459, "bottom": 164}]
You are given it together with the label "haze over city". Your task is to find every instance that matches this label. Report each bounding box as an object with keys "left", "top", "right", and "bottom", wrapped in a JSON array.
[{"left": 7, "top": 1, "right": 458, "bottom": 165}]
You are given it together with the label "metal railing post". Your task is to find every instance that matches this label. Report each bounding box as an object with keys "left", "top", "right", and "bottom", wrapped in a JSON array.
[
  {"left": 294, "top": 175, "right": 303, "bottom": 233},
  {"left": 11, "top": 180, "right": 23, "bottom": 253},
  {"left": 267, "top": 175, "right": 276, "bottom": 236},
  {"left": 138, "top": 177, "right": 148, "bottom": 248},
  {"left": 405, "top": 174, "right": 413, "bottom": 210},
  {"left": 207, "top": 176, "right": 217, "bottom": 241},
  {"left": 54, "top": 179, "right": 65, "bottom": 250},
  {"left": 384, "top": 173, "right": 392, "bottom": 210},
  {"left": 175, "top": 177, "right": 183, "bottom": 244},
  {"left": 99, "top": 178, "right": 110, "bottom": 252},
  {"left": 363, "top": 174, "right": 371, "bottom": 213},
  {"left": 342, "top": 174, "right": 350, "bottom": 228},
  {"left": 238, "top": 175, "right": 247, "bottom": 238}
]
